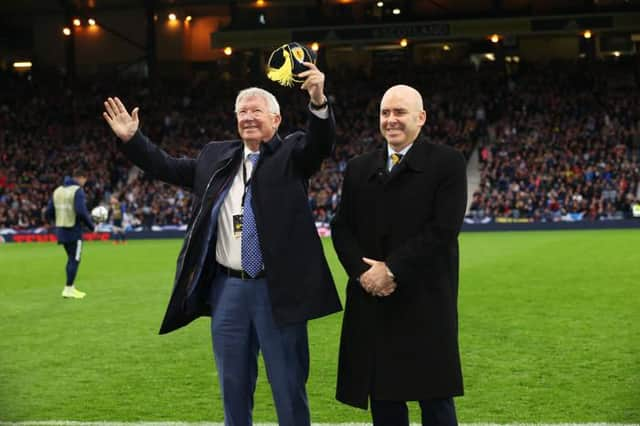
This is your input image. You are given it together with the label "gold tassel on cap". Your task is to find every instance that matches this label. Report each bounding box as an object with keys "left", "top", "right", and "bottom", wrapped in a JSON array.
[
  {"left": 266, "top": 42, "right": 316, "bottom": 87},
  {"left": 267, "top": 48, "right": 295, "bottom": 87}
]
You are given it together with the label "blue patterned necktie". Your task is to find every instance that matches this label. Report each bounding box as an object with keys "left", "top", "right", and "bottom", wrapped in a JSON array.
[{"left": 241, "top": 153, "right": 263, "bottom": 277}]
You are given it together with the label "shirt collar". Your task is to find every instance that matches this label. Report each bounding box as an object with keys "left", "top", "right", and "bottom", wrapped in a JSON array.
[
  {"left": 387, "top": 143, "right": 413, "bottom": 170},
  {"left": 387, "top": 143, "right": 413, "bottom": 158},
  {"left": 244, "top": 145, "right": 260, "bottom": 160}
]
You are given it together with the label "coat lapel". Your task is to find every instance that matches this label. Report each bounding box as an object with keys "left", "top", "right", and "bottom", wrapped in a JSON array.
[
  {"left": 387, "top": 140, "right": 428, "bottom": 181},
  {"left": 262, "top": 133, "right": 283, "bottom": 155},
  {"left": 402, "top": 139, "right": 429, "bottom": 172},
  {"left": 366, "top": 148, "right": 389, "bottom": 184}
]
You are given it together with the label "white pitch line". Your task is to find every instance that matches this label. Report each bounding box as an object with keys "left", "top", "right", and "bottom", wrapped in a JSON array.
[{"left": 1, "top": 422, "right": 638, "bottom": 426}]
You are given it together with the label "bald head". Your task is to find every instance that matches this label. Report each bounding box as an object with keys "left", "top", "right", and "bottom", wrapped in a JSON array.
[
  {"left": 379, "top": 84, "right": 427, "bottom": 150},
  {"left": 381, "top": 85, "right": 424, "bottom": 112}
]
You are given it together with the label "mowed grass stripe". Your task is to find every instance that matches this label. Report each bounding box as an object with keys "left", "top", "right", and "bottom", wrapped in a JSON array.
[
  {"left": 0, "top": 230, "right": 638, "bottom": 422},
  {"left": 2, "top": 423, "right": 639, "bottom": 426}
]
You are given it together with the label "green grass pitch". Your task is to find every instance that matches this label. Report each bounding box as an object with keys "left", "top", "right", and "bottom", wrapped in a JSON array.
[{"left": 0, "top": 230, "right": 638, "bottom": 422}]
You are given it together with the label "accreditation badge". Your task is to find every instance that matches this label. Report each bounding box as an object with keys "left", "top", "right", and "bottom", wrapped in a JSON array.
[{"left": 233, "top": 214, "right": 243, "bottom": 239}]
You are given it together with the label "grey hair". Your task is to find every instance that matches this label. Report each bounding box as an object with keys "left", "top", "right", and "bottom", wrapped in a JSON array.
[{"left": 235, "top": 87, "right": 281, "bottom": 115}]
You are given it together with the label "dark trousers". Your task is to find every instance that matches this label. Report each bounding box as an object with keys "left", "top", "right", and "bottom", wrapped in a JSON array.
[
  {"left": 62, "top": 240, "right": 82, "bottom": 286},
  {"left": 209, "top": 273, "right": 310, "bottom": 426},
  {"left": 371, "top": 398, "right": 458, "bottom": 426}
]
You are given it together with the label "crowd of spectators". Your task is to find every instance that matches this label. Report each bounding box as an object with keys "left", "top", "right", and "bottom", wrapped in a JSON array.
[
  {"left": 469, "top": 61, "right": 640, "bottom": 222},
  {"left": 1, "top": 58, "right": 638, "bottom": 233}
]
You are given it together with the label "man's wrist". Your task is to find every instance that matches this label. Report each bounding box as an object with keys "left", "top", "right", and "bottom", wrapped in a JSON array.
[{"left": 309, "top": 96, "right": 328, "bottom": 110}]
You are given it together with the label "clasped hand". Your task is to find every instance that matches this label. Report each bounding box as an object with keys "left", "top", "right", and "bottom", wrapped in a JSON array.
[{"left": 359, "top": 257, "right": 396, "bottom": 297}]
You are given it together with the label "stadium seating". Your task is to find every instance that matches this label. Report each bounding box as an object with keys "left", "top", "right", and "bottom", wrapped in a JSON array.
[{"left": 1, "top": 59, "right": 638, "bottom": 232}]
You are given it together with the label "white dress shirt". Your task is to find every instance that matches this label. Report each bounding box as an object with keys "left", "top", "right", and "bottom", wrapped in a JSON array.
[
  {"left": 216, "top": 105, "right": 329, "bottom": 270},
  {"left": 216, "top": 147, "right": 259, "bottom": 270}
]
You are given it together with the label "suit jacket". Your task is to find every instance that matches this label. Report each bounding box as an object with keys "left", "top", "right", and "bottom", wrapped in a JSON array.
[
  {"left": 331, "top": 139, "right": 467, "bottom": 408},
  {"left": 119, "top": 109, "right": 342, "bottom": 334}
]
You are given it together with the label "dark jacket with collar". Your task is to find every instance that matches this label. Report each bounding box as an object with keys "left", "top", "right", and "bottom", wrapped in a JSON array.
[
  {"left": 45, "top": 177, "right": 95, "bottom": 243},
  {"left": 119, "top": 108, "right": 342, "bottom": 334},
  {"left": 331, "top": 139, "right": 467, "bottom": 408}
]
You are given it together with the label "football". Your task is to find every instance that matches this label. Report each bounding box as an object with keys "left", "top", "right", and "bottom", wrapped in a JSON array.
[{"left": 91, "top": 205, "right": 109, "bottom": 223}]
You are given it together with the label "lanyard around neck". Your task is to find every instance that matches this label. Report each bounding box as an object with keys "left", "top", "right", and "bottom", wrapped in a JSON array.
[{"left": 241, "top": 156, "right": 256, "bottom": 208}]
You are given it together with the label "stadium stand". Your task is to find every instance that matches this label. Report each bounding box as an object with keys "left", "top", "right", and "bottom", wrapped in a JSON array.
[{"left": 1, "top": 58, "right": 639, "bottom": 233}]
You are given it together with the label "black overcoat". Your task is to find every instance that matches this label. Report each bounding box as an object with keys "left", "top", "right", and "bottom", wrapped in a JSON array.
[
  {"left": 331, "top": 140, "right": 467, "bottom": 408},
  {"left": 119, "top": 110, "right": 342, "bottom": 334}
]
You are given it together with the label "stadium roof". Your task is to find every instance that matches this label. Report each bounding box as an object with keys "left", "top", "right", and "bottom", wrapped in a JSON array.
[
  {"left": 3, "top": 0, "right": 639, "bottom": 17},
  {"left": 1, "top": 0, "right": 638, "bottom": 39}
]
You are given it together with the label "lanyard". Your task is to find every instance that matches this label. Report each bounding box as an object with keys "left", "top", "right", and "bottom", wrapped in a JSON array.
[{"left": 241, "top": 157, "right": 255, "bottom": 208}]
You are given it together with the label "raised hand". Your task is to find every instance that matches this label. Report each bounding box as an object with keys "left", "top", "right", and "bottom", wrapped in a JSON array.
[
  {"left": 298, "top": 62, "right": 326, "bottom": 106},
  {"left": 102, "top": 97, "right": 140, "bottom": 143}
]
